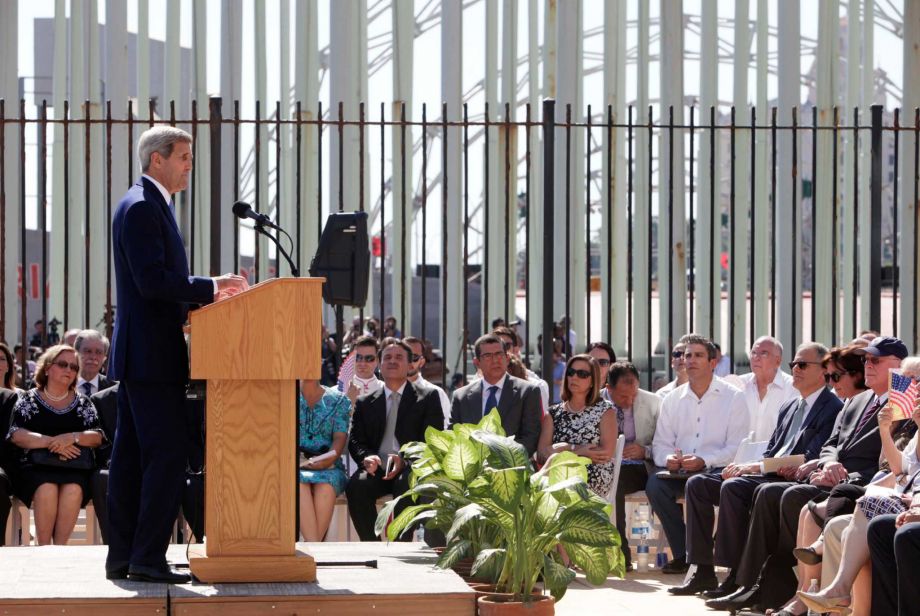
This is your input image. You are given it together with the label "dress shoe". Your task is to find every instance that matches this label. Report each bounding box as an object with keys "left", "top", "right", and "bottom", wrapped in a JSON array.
[
  {"left": 105, "top": 565, "right": 129, "bottom": 580},
  {"left": 660, "top": 556, "right": 690, "bottom": 574},
  {"left": 705, "top": 584, "right": 761, "bottom": 611},
  {"left": 127, "top": 564, "right": 192, "bottom": 584},
  {"left": 701, "top": 570, "right": 739, "bottom": 599},
  {"left": 792, "top": 546, "right": 822, "bottom": 565},
  {"left": 668, "top": 570, "right": 718, "bottom": 595},
  {"left": 796, "top": 590, "right": 852, "bottom": 615}
]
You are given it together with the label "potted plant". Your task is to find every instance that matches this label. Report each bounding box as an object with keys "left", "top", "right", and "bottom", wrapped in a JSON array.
[{"left": 377, "top": 411, "right": 624, "bottom": 614}]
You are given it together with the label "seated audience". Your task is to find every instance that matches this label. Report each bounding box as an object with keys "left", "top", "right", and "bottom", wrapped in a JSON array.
[
  {"left": 656, "top": 340, "right": 689, "bottom": 398},
  {"left": 494, "top": 326, "right": 549, "bottom": 413},
  {"left": 450, "top": 334, "right": 543, "bottom": 455},
  {"left": 708, "top": 336, "right": 904, "bottom": 612},
  {"left": 672, "top": 342, "right": 840, "bottom": 600},
  {"left": 739, "top": 336, "right": 798, "bottom": 442},
  {"left": 346, "top": 338, "right": 443, "bottom": 541},
  {"left": 537, "top": 354, "right": 617, "bottom": 497},
  {"left": 61, "top": 328, "right": 81, "bottom": 347},
  {"left": 74, "top": 330, "right": 116, "bottom": 397},
  {"left": 602, "top": 361, "right": 661, "bottom": 571},
  {"left": 346, "top": 335, "right": 384, "bottom": 407},
  {"left": 648, "top": 334, "right": 749, "bottom": 574},
  {"left": 6, "top": 345, "right": 104, "bottom": 545},
  {"left": 0, "top": 385, "right": 19, "bottom": 546},
  {"left": 297, "top": 378, "right": 350, "bottom": 542},
  {"left": 866, "top": 509, "right": 920, "bottom": 613},
  {"left": 586, "top": 341, "right": 617, "bottom": 376}
]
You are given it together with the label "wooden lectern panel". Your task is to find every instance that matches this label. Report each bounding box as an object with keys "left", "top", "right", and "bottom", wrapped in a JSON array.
[{"left": 204, "top": 379, "right": 295, "bottom": 556}]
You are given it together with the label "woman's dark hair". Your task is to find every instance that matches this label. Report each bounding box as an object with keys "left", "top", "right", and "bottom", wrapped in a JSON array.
[
  {"left": 823, "top": 344, "right": 867, "bottom": 391},
  {"left": 561, "top": 354, "right": 601, "bottom": 406},
  {"left": 607, "top": 361, "right": 640, "bottom": 388},
  {"left": 0, "top": 342, "right": 14, "bottom": 389},
  {"left": 585, "top": 341, "right": 617, "bottom": 363}
]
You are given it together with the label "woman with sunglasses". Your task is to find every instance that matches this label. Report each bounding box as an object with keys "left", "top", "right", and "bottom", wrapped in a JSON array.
[
  {"left": 537, "top": 354, "right": 618, "bottom": 496},
  {"left": 824, "top": 345, "right": 868, "bottom": 401},
  {"left": 6, "top": 345, "right": 104, "bottom": 544}
]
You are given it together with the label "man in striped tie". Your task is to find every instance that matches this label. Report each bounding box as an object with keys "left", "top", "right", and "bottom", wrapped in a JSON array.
[{"left": 710, "top": 336, "right": 907, "bottom": 612}]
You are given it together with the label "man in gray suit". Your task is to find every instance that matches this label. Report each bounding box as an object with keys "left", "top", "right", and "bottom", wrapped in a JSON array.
[
  {"left": 603, "top": 361, "right": 661, "bottom": 571},
  {"left": 450, "top": 334, "right": 542, "bottom": 455}
]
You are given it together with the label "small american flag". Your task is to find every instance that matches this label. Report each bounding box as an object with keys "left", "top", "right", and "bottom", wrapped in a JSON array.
[
  {"left": 337, "top": 351, "right": 356, "bottom": 393},
  {"left": 888, "top": 369, "right": 919, "bottom": 421}
]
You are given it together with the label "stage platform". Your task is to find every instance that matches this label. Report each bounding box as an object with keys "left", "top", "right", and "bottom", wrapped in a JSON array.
[{"left": 0, "top": 541, "right": 475, "bottom": 615}]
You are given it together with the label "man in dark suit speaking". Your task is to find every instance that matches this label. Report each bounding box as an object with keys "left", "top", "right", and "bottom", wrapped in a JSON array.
[
  {"left": 450, "top": 334, "right": 542, "bottom": 455},
  {"left": 345, "top": 338, "right": 444, "bottom": 540},
  {"left": 106, "top": 126, "right": 247, "bottom": 583}
]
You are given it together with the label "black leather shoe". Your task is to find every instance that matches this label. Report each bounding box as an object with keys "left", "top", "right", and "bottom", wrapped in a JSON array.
[
  {"left": 127, "top": 564, "right": 192, "bottom": 584},
  {"left": 668, "top": 570, "right": 718, "bottom": 595},
  {"left": 660, "top": 556, "right": 690, "bottom": 574},
  {"left": 792, "top": 546, "right": 822, "bottom": 565},
  {"left": 705, "top": 584, "right": 761, "bottom": 611},
  {"left": 105, "top": 565, "right": 129, "bottom": 580},
  {"left": 701, "top": 570, "right": 739, "bottom": 599}
]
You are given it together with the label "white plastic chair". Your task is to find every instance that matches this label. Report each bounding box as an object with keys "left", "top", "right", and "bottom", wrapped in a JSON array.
[
  {"left": 732, "top": 432, "right": 769, "bottom": 464},
  {"left": 605, "top": 434, "right": 627, "bottom": 523}
]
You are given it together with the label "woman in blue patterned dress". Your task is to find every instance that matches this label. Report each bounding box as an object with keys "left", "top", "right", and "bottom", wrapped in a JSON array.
[{"left": 298, "top": 379, "right": 351, "bottom": 541}]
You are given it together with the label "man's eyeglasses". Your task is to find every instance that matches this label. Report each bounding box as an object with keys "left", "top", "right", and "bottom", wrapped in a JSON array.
[
  {"left": 566, "top": 368, "right": 592, "bottom": 379},
  {"left": 824, "top": 371, "right": 856, "bottom": 383},
  {"left": 671, "top": 351, "right": 685, "bottom": 358},
  {"left": 477, "top": 351, "right": 506, "bottom": 362},
  {"left": 862, "top": 356, "right": 886, "bottom": 365},
  {"left": 52, "top": 360, "right": 79, "bottom": 372},
  {"left": 409, "top": 354, "right": 422, "bottom": 363},
  {"left": 789, "top": 360, "right": 822, "bottom": 371},
  {"left": 355, "top": 354, "right": 377, "bottom": 363}
]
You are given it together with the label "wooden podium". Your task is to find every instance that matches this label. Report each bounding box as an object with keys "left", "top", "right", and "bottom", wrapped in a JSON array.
[{"left": 186, "top": 277, "right": 324, "bottom": 583}]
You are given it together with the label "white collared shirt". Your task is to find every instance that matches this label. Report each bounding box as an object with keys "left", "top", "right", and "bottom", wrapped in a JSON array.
[
  {"left": 76, "top": 374, "right": 100, "bottom": 396},
  {"left": 353, "top": 375, "right": 384, "bottom": 397},
  {"left": 142, "top": 174, "right": 172, "bottom": 209},
  {"left": 652, "top": 376, "right": 750, "bottom": 468},
  {"left": 741, "top": 370, "right": 799, "bottom": 442},
  {"left": 481, "top": 373, "right": 507, "bottom": 417}
]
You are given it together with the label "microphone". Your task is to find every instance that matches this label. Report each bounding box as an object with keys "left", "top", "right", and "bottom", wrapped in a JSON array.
[{"left": 231, "top": 200, "right": 280, "bottom": 230}]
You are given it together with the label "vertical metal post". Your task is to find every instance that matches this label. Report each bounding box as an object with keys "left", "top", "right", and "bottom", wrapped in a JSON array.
[
  {"left": 209, "top": 97, "right": 222, "bottom": 276},
  {"left": 541, "top": 98, "right": 555, "bottom": 386},
  {"left": 869, "top": 104, "right": 883, "bottom": 331}
]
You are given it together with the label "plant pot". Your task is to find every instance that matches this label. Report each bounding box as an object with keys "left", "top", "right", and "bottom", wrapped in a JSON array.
[
  {"left": 469, "top": 583, "right": 514, "bottom": 599},
  {"left": 451, "top": 557, "right": 475, "bottom": 578},
  {"left": 477, "top": 594, "right": 554, "bottom": 616}
]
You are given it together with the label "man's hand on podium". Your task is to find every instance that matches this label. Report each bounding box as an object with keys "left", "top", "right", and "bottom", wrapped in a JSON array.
[{"left": 213, "top": 273, "right": 249, "bottom": 301}]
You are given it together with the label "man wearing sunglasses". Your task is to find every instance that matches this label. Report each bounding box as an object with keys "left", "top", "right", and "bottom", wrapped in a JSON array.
[
  {"left": 675, "top": 342, "right": 840, "bottom": 599},
  {"left": 449, "top": 334, "right": 542, "bottom": 455},
  {"left": 711, "top": 336, "right": 904, "bottom": 612},
  {"left": 346, "top": 335, "right": 384, "bottom": 407},
  {"left": 648, "top": 334, "right": 750, "bottom": 574},
  {"left": 403, "top": 336, "right": 450, "bottom": 428},
  {"left": 656, "top": 341, "right": 690, "bottom": 398}
]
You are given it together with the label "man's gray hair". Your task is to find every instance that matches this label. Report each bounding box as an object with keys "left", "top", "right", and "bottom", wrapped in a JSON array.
[
  {"left": 751, "top": 335, "right": 784, "bottom": 357},
  {"left": 137, "top": 125, "right": 192, "bottom": 173},
  {"left": 74, "top": 329, "right": 110, "bottom": 355},
  {"left": 797, "top": 341, "right": 829, "bottom": 360}
]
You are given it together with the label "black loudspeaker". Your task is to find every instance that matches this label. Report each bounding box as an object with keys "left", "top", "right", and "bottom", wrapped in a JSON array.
[{"left": 309, "top": 212, "right": 370, "bottom": 307}]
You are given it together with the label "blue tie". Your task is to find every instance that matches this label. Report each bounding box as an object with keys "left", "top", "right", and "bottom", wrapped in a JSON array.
[
  {"left": 484, "top": 385, "right": 499, "bottom": 417},
  {"left": 168, "top": 200, "right": 176, "bottom": 219}
]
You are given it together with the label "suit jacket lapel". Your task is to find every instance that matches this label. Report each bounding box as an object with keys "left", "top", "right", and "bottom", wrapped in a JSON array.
[
  {"left": 497, "top": 378, "right": 516, "bottom": 416},
  {"left": 369, "top": 389, "right": 387, "bottom": 441},
  {"left": 468, "top": 384, "right": 483, "bottom": 420},
  {"left": 140, "top": 177, "right": 180, "bottom": 235},
  {"left": 842, "top": 393, "right": 876, "bottom": 447}
]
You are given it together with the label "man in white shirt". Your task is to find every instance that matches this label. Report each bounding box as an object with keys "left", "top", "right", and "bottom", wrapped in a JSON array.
[
  {"left": 403, "top": 336, "right": 451, "bottom": 428},
  {"left": 647, "top": 334, "right": 750, "bottom": 574},
  {"left": 74, "top": 330, "right": 117, "bottom": 397},
  {"left": 347, "top": 335, "right": 384, "bottom": 407},
  {"left": 739, "top": 336, "right": 798, "bottom": 442}
]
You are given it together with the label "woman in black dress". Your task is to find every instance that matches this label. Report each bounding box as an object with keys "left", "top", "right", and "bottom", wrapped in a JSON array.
[{"left": 6, "top": 345, "right": 104, "bottom": 544}]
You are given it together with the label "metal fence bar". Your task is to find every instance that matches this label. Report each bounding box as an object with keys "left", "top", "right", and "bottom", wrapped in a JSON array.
[
  {"left": 646, "top": 105, "right": 653, "bottom": 384},
  {"left": 254, "top": 100, "right": 261, "bottom": 282},
  {"left": 41, "top": 101, "right": 50, "bottom": 344},
  {"left": 524, "top": 102, "right": 532, "bottom": 365},
  {"left": 104, "top": 101, "right": 112, "bottom": 337},
  {"left": 870, "top": 105, "right": 883, "bottom": 331},
  {"left": 626, "top": 105, "right": 633, "bottom": 361},
  {"left": 378, "top": 102, "right": 385, "bottom": 335},
  {"left": 893, "top": 107, "right": 900, "bottom": 336},
  {"left": 729, "top": 106, "right": 736, "bottom": 369},
  {"left": 811, "top": 106, "right": 818, "bottom": 339},
  {"left": 709, "top": 106, "right": 716, "bottom": 342},
  {"left": 541, "top": 98, "right": 555, "bottom": 388},
  {"left": 442, "top": 102, "right": 450, "bottom": 383},
  {"left": 190, "top": 100, "right": 198, "bottom": 274},
  {"left": 831, "top": 106, "right": 839, "bottom": 345},
  {"left": 504, "top": 102, "right": 512, "bottom": 323},
  {"left": 19, "top": 98, "right": 27, "bottom": 378},
  {"left": 770, "top": 107, "right": 777, "bottom": 337},
  {"left": 462, "top": 102, "right": 469, "bottom": 375},
  {"left": 585, "top": 105, "right": 592, "bottom": 342},
  {"left": 483, "top": 102, "right": 490, "bottom": 333},
  {"left": 564, "top": 104, "right": 572, "bottom": 359},
  {"left": 791, "top": 107, "right": 799, "bottom": 344},
  {"left": 0, "top": 100, "right": 5, "bottom": 343},
  {"left": 688, "top": 106, "right": 695, "bottom": 333},
  {"left": 83, "top": 100, "right": 91, "bottom": 327},
  {"left": 852, "top": 107, "right": 859, "bottom": 335},
  {"left": 749, "top": 106, "right": 755, "bottom": 347},
  {"left": 421, "top": 103, "right": 428, "bottom": 342},
  {"left": 209, "top": 97, "right": 222, "bottom": 276}
]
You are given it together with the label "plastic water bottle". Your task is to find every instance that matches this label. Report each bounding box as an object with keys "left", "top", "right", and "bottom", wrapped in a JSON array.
[
  {"left": 806, "top": 579, "right": 819, "bottom": 616},
  {"left": 630, "top": 508, "right": 651, "bottom": 572},
  {"left": 412, "top": 525, "right": 425, "bottom": 543}
]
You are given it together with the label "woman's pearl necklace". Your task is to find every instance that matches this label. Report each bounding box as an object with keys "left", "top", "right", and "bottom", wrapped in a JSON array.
[{"left": 42, "top": 387, "right": 69, "bottom": 402}]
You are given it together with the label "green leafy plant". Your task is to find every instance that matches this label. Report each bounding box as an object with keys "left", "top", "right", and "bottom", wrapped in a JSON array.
[{"left": 376, "top": 409, "right": 624, "bottom": 603}]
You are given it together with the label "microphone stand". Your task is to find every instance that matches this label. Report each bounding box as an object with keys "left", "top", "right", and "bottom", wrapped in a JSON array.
[{"left": 254, "top": 223, "right": 300, "bottom": 277}]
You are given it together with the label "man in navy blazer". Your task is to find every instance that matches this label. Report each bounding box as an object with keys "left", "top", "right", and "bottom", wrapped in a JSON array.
[
  {"left": 674, "top": 342, "right": 842, "bottom": 597},
  {"left": 105, "top": 126, "right": 247, "bottom": 583}
]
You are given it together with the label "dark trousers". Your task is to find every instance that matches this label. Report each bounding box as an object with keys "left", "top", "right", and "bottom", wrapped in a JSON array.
[
  {"left": 0, "top": 466, "right": 12, "bottom": 547},
  {"left": 867, "top": 514, "right": 920, "bottom": 615},
  {"left": 614, "top": 464, "right": 649, "bottom": 566},
  {"left": 710, "top": 475, "right": 776, "bottom": 568},
  {"left": 345, "top": 465, "right": 411, "bottom": 541},
  {"left": 645, "top": 468, "right": 693, "bottom": 560},
  {"left": 106, "top": 381, "right": 188, "bottom": 570},
  {"left": 94, "top": 468, "right": 204, "bottom": 545},
  {"left": 823, "top": 483, "right": 864, "bottom": 524}
]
